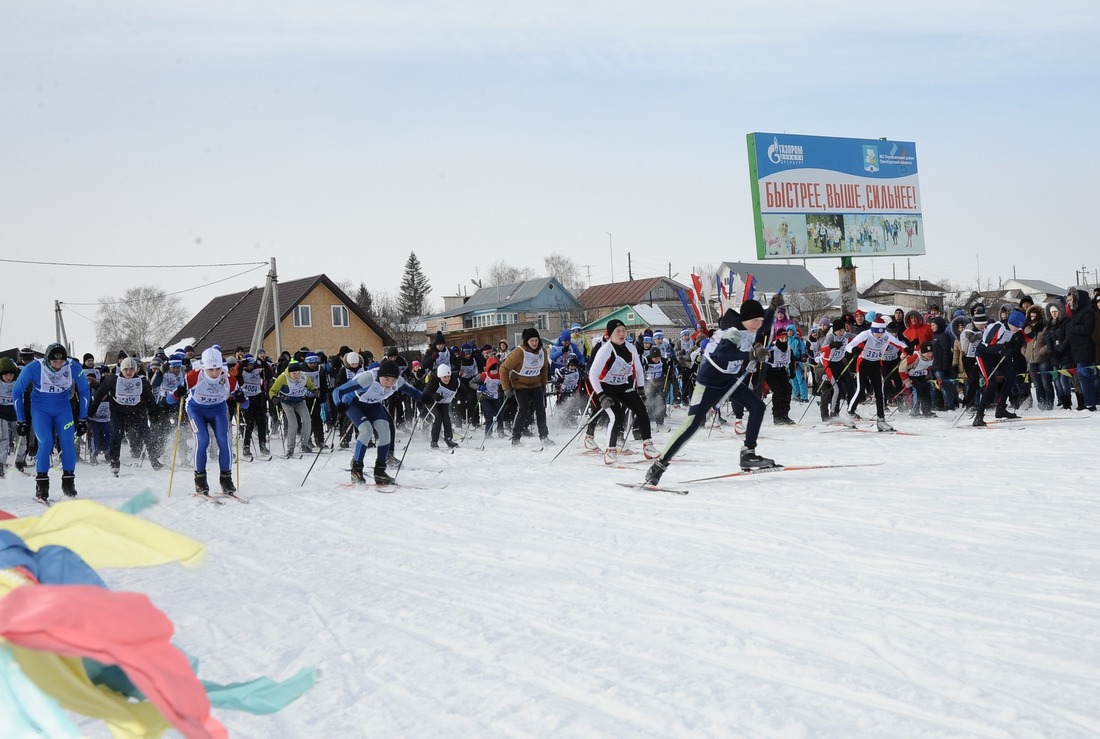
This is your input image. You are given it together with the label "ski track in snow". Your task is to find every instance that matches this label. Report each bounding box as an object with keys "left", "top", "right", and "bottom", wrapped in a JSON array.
[{"left": 7, "top": 407, "right": 1099, "bottom": 737}]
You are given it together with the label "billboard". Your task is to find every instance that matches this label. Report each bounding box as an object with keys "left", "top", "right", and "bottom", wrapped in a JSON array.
[{"left": 746, "top": 132, "right": 924, "bottom": 260}]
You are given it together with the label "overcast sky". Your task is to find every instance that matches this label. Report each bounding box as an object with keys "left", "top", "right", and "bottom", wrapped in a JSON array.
[{"left": 3, "top": 1, "right": 1098, "bottom": 356}]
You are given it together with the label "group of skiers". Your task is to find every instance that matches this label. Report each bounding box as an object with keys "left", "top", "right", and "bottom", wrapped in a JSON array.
[{"left": 3, "top": 285, "right": 1097, "bottom": 499}]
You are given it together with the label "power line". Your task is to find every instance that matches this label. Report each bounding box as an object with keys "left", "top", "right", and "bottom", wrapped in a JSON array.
[
  {"left": 0, "top": 257, "right": 266, "bottom": 268},
  {"left": 61, "top": 264, "right": 267, "bottom": 307}
]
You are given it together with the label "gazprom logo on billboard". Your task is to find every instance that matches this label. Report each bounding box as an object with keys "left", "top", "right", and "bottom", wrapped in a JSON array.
[{"left": 767, "top": 136, "right": 804, "bottom": 165}]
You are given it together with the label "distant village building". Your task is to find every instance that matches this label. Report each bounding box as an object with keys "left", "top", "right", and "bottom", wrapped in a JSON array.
[
  {"left": 860, "top": 278, "right": 947, "bottom": 312},
  {"left": 578, "top": 304, "right": 680, "bottom": 345},
  {"left": 1001, "top": 279, "right": 1066, "bottom": 305},
  {"left": 429, "top": 277, "right": 583, "bottom": 349},
  {"left": 169, "top": 274, "right": 393, "bottom": 358},
  {"left": 576, "top": 277, "right": 693, "bottom": 329}
]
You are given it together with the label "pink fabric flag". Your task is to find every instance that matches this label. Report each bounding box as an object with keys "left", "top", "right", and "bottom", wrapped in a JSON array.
[{"left": 0, "top": 584, "right": 227, "bottom": 739}]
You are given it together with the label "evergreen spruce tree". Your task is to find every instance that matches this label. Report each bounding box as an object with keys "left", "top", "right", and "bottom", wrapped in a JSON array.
[
  {"left": 355, "top": 282, "right": 373, "bottom": 315},
  {"left": 398, "top": 251, "right": 432, "bottom": 318}
]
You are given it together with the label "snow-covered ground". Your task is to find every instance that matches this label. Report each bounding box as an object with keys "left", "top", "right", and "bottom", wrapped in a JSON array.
[{"left": 6, "top": 404, "right": 1099, "bottom": 737}]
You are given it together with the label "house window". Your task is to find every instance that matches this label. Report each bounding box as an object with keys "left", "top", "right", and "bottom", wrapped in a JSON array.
[
  {"left": 293, "top": 305, "right": 312, "bottom": 328},
  {"left": 536, "top": 313, "right": 548, "bottom": 330},
  {"left": 626, "top": 312, "right": 635, "bottom": 321},
  {"left": 331, "top": 305, "right": 349, "bottom": 328},
  {"left": 657, "top": 286, "right": 666, "bottom": 299}
]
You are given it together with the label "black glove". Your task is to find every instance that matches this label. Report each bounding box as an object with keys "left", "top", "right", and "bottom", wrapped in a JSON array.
[
  {"left": 504, "top": 389, "right": 514, "bottom": 399},
  {"left": 637, "top": 385, "right": 646, "bottom": 399},
  {"left": 769, "top": 292, "right": 785, "bottom": 309},
  {"left": 76, "top": 419, "right": 88, "bottom": 436},
  {"left": 16, "top": 422, "right": 28, "bottom": 437},
  {"left": 233, "top": 389, "right": 246, "bottom": 403},
  {"left": 173, "top": 385, "right": 186, "bottom": 400},
  {"left": 752, "top": 344, "right": 767, "bottom": 362}
]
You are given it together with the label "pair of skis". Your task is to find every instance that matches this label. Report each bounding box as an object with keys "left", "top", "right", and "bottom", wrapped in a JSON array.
[{"left": 618, "top": 461, "right": 885, "bottom": 495}]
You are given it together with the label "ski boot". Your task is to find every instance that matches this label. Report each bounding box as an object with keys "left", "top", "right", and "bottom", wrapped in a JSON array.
[
  {"left": 15, "top": 459, "right": 26, "bottom": 474},
  {"left": 373, "top": 463, "right": 395, "bottom": 485},
  {"left": 444, "top": 438, "right": 460, "bottom": 449},
  {"left": 150, "top": 458, "right": 164, "bottom": 471},
  {"left": 583, "top": 435, "right": 598, "bottom": 450},
  {"left": 972, "top": 410, "right": 987, "bottom": 427},
  {"left": 386, "top": 452, "right": 401, "bottom": 469},
  {"left": 241, "top": 444, "right": 254, "bottom": 462},
  {"left": 110, "top": 460, "right": 121, "bottom": 477},
  {"left": 219, "top": 472, "right": 236, "bottom": 494},
  {"left": 301, "top": 444, "right": 314, "bottom": 454},
  {"left": 875, "top": 417, "right": 895, "bottom": 433},
  {"left": 644, "top": 459, "right": 668, "bottom": 486},
  {"left": 740, "top": 445, "right": 777, "bottom": 471},
  {"left": 539, "top": 436, "right": 554, "bottom": 447},
  {"left": 642, "top": 440, "right": 658, "bottom": 459},
  {"left": 35, "top": 473, "right": 49, "bottom": 501},
  {"left": 0, "top": 464, "right": 4, "bottom": 479},
  {"left": 258, "top": 442, "right": 271, "bottom": 456},
  {"left": 350, "top": 460, "right": 366, "bottom": 484},
  {"left": 194, "top": 471, "right": 210, "bottom": 494},
  {"left": 603, "top": 448, "right": 618, "bottom": 466},
  {"left": 61, "top": 471, "right": 78, "bottom": 497},
  {"left": 995, "top": 405, "right": 1019, "bottom": 420},
  {"left": 430, "top": 441, "right": 440, "bottom": 450}
]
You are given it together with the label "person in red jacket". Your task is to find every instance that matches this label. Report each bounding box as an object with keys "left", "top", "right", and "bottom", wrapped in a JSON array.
[{"left": 902, "top": 309, "right": 934, "bottom": 350}]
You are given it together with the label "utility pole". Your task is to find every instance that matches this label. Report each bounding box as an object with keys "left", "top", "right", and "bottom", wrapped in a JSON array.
[
  {"left": 581, "top": 265, "right": 593, "bottom": 287},
  {"left": 607, "top": 233, "right": 614, "bottom": 282},
  {"left": 668, "top": 262, "right": 672, "bottom": 278},
  {"left": 627, "top": 252, "right": 633, "bottom": 281}
]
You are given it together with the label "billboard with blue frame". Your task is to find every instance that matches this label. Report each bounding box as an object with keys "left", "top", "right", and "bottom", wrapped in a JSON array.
[{"left": 746, "top": 132, "right": 924, "bottom": 259}]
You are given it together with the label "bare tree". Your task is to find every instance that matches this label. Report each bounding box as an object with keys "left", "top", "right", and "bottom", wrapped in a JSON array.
[
  {"left": 95, "top": 286, "right": 189, "bottom": 358},
  {"left": 370, "top": 289, "right": 426, "bottom": 352},
  {"left": 543, "top": 252, "right": 585, "bottom": 295},
  {"left": 788, "top": 287, "right": 835, "bottom": 329},
  {"left": 486, "top": 260, "right": 536, "bottom": 286}
]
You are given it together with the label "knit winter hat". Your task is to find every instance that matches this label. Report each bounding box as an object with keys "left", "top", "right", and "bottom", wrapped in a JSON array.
[
  {"left": 287, "top": 361, "right": 303, "bottom": 373},
  {"left": 972, "top": 307, "right": 989, "bottom": 325},
  {"left": 344, "top": 352, "right": 362, "bottom": 367},
  {"left": 436, "top": 363, "right": 452, "bottom": 377},
  {"left": 522, "top": 327, "right": 541, "bottom": 343},
  {"left": 200, "top": 347, "right": 223, "bottom": 369},
  {"left": 1007, "top": 310, "right": 1026, "bottom": 329},
  {"left": 377, "top": 359, "right": 400, "bottom": 378},
  {"left": 871, "top": 317, "right": 888, "bottom": 333},
  {"left": 120, "top": 357, "right": 139, "bottom": 371},
  {"left": 606, "top": 319, "right": 626, "bottom": 335},
  {"left": 739, "top": 300, "right": 765, "bottom": 321}
]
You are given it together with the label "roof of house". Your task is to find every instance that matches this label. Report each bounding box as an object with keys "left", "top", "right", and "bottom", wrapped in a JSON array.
[
  {"left": 576, "top": 277, "right": 688, "bottom": 310},
  {"left": 579, "top": 304, "right": 679, "bottom": 333},
  {"left": 168, "top": 274, "right": 393, "bottom": 351},
  {"left": 861, "top": 278, "right": 948, "bottom": 296},
  {"left": 1004, "top": 278, "right": 1066, "bottom": 296},
  {"left": 432, "top": 277, "right": 581, "bottom": 319},
  {"left": 720, "top": 262, "right": 827, "bottom": 293}
]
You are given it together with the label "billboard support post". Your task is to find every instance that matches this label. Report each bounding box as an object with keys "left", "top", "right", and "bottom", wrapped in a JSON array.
[{"left": 838, "top": 257, "right": 857, "bottom": 315}]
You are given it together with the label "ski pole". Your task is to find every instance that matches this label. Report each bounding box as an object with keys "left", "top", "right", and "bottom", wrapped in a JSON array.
[
  {"left": 235, "top": 401, "right": 242, "bottom": 492},
  {"left": 550, "top": 404, "right": 611, "bottom": 463},
  {"left": 707, "top": 369, "right": 753, "bottom": 438},
  {"left": 301, "top": 422, "right": 337, "bottom": 487},
  {"left": 393, "top": 401, "right": 436, "bottom": 483},
  {"left": 478, "top": 394, "right": 513, "bottom": 451},
  {"left": 167, "top": 395, "right": 184, "bottom": 498}
]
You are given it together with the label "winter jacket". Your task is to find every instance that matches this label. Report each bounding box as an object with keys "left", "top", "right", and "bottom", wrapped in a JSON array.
[
  {"left": 1045, "top": 314, "right": 1072, "bottom": 369},
  {"left": 1021, "top": 306, "right": 1049, "bottom": 365},
  {"left": 499, "top": 342, "right": 549, "bottom": 391},
  {"left": 1065, "top": 289, "right": 1097, "bottom": 365},
  {"left": 902, "top": 310, "right": 933, "bottom": 349},
  {"left": 929, "top": 318, "right": 954, "bottom": 374}
]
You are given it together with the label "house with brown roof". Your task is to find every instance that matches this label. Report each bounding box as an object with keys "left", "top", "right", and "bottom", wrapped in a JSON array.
[
  {"left": 168, "top": 274, "right": 394, "bottom": 358},
  {"left": 576, "top": 277, "right": 693, "bottom": 329}
]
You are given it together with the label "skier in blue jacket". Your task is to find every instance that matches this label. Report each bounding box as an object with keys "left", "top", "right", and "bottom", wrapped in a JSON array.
[
  {"left": 13, "top": 343, "right": 90, "bottom": 502},
  {"left": 644, "top": 299, "right": 778, "bottom": 486}
]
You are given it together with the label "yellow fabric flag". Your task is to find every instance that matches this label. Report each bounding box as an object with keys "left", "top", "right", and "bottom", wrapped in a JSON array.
[{"left": 0, "top": 500, "right": 205, "bottom": 570}]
